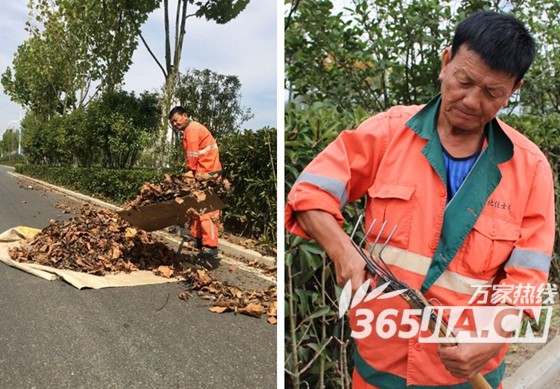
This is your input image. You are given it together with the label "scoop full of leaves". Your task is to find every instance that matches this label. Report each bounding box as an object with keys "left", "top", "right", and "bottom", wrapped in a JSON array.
[{"left": 123, "top": 172, "right": 231, "bottom": 210}]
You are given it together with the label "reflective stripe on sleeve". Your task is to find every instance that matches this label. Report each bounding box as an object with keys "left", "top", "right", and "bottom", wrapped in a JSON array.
[
  {"left": 505, "top": 248, "right": 551, "bottom": 272},
  {"left": 186, "top": 144, "right": 218, "bottom": 158},
  {"left": 199, "top": 144, "right": 218, "bottom": 155},
  {"left": 295, "top": 172, "right": 349, "bottom": 206}
]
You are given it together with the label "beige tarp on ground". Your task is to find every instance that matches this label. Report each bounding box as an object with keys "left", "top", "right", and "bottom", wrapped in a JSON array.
[{"left": 0, "top": 227, "right": 179, "bottom": 289}]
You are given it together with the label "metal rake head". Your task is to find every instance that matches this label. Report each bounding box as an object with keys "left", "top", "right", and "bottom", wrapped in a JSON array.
[
  {"left": 349, "top": 215, "right": 403, "bottom": 291},
  {"left": 349, "top": 215, "right": 438, "bottom": 316}
]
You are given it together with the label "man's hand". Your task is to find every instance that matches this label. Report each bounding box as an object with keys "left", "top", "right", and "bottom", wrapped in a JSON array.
[
  {"left": 331, "top": 245, "right": 369, "bottom": 293},
  {"left": 295, "top": 210, "right": 369, "bottom": 292},
  {"left": 438, "top": 305, "right": 520, "bottom": 378},
  {"left": 438, "top": 342, "right": 504, "bottom": 379}
]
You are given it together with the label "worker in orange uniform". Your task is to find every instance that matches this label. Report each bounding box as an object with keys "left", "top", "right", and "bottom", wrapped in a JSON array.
[
  {"left": 285, "top": 11, "right": 555, "bottom": 388},
  {"left": 169, "top": 106, "right": 221, "bottom": 259}
]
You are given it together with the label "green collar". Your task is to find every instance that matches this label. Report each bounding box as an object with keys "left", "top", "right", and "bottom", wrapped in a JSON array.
[{"left": 405, "top": 95, "right": 514, "bottom": 164}]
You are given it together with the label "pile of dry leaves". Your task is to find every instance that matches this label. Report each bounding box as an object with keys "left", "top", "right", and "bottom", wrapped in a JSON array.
[
  {"left": 9, "top": 207, "right": 178, "bottom": 275},
  {"left": 124, "top": 171, "right": 230, "bottom": 210},
  {"left": 8, "top": 204, "right": 276, "bottom": 324}
]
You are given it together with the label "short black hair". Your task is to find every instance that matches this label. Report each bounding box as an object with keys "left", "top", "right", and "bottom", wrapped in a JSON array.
[
  {"left": 451, "top": 11, "right": 535, "bottom": 84},
  {"left": 169, "top": 106, "right": 188, "bottom": 120}
]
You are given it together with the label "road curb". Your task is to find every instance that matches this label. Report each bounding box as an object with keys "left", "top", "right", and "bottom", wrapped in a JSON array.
[
  {"left": 10, "top": 171, "right": 276, "bottom": 266},
  {"left": 218, "top": 239, "right": 276, "bottom": 267},
  {"left": 503, "top": 335, "right": 560, "bottom": 389}
]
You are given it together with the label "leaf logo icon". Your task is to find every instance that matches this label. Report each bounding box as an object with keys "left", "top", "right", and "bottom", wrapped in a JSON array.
[
  {"left": 364, "top": 281, "right": 391, "bottom": 302},
  {"left": 338, "top": 280, "right": 407, "bottom": 318},
  {"left": 351, "top": 280, "right": 372, "bottom": 309},
  {"left": 338, "top": 280, "right": 352, "bottom": 318},
  {"left": 378, "top": 288, "right": 407, "bottom": 299}
]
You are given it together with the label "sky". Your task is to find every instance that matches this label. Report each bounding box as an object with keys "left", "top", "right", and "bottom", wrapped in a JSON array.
[{"left": 0, "top": 1, "right": 278, "bottom": 137}]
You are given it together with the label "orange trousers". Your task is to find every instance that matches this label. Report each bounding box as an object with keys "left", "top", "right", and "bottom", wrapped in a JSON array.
[{"left": 189, "top": 210, "right": 220, "bottom": 248}]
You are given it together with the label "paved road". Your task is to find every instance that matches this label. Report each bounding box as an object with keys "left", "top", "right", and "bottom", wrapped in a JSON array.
[{"left": 0, "top": 165, "right": 276, "bottom": 389}]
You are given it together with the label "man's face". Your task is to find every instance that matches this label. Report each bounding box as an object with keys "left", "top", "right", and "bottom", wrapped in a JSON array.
[
  {"left": 170, "top": 112, "right": 189, "bottom": 132},
  {"left": 438, "top": 46, "right": 522, "bottom": 133}
]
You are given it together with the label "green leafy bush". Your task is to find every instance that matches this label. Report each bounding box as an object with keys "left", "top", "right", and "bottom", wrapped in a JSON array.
[
  {"left": 0, "top": 154, "right": 27, "bottom": 166},
  {"left": 220, "top": 127, "right": 277, "bottom": 246},
  {"left": 285, "top": 103, "right": 369, "bottom": 388}
]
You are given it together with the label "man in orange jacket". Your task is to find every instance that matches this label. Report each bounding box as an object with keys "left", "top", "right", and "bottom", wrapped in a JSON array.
[
  {"left": 169, "top": 106, "right": 222, "bottom": 259},
  {"left": 286, "top": 11, "right": 555, "bottom": 388}
]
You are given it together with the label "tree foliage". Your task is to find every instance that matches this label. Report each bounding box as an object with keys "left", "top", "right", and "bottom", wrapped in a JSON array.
[
  {"left": 1, "top": 35, "right": 71, "bottom": 117},
  {"left": 220, "top": 126, "right": 277, "bottom": 245},
  {"left": 285, "top": 0, "right": 560, "bottom": 115},
  {"left": 82, "top": 90, "right": 160, "bottom": 168},
  {"left": 1, "top": 0, "right": 158, "bottom": 118},
  {"left": 285, "top": 0, "right": 452, "bottom": 112},
  {"left": 22, "top": 90, "right": 160, "bottom": 168},
  {"left": 138, "top": 0, "right": 250, "bottom": 166},
  {"left": 1, "top": 129, "right": 19, "bottom": 156},
  {"left": 175, "top": 68, "right": 253, "bottom": 139},
  {"left": 515, "top": 0, "right": 560, "bottom": 114}
]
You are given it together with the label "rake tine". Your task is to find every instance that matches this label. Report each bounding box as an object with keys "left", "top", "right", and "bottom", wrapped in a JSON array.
[
  {"left": 359, "top": 218, "right": 377, "bottom": 247},
  {"left": 177, "top": 236, "right": 186, "bottom": 255},
  {"left": 379, "top": 224, "right": 398, "bottom": 257},
  {"left": 350, "top": 214, "right": 364, "bottom": 240},
  {"left": 351, "top": 241, "right": 388, "bottom": 278},
  {"left": 377, "top": 224, "right": 399, "bottom": 279},
  {"left": 369, "top": 220, "right": 387, "bottom": 253}
]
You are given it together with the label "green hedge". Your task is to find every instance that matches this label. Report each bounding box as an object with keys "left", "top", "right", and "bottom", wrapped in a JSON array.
[
  {"left": 15, "top": 165, "right": 163, "bottom": 204},
  {"left": 0, "top": 154, "right": 27, "bottom": 167}
]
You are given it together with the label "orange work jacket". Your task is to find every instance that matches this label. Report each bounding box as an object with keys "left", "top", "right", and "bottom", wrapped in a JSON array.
[
  {"left": 285, "top": 95, "right": 556, "bottom": 388},
  {"left": 182, "top": 120, "right": 222, "bottom": 175}
]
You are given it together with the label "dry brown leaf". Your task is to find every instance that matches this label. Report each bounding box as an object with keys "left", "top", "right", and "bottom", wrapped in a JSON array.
[
  {"left": 196, "top": 269, "right": 213, "bottom": 284},
  {"left": 157, "top": 265, "right": 174, "bottom": 278},
  {"left": 237, "top": 302, "right": 266, "bottom": 318},
  {"left": 267, "top": 317, "right": 277, "bottom": 325},
  {"left": 124, "top": 227, "right": 137, "bottom": 238},
  {"left": 209, "top": 306, "right": 229, "bottom": 314},
  {"left": 122, "top": 172, "right": 230, "bottom": 211},
  {"left": 193, "top": 191, "right": 207, "bottom": 202},
  {"left": 111, "top": 246, "right": 122, "bottom": 259},
  {"left": 228, "top": 265, "right": 239, "bottom": 272},
  {"left": 267, "top": 301, "right": 277, "bottom": 317},
  {"left": 174, "top": 197, "right": 184, "bottom": 204}
]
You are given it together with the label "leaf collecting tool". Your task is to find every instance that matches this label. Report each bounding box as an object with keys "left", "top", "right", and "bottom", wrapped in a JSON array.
[{"left": 349, "top": 215, "right": 492, "bottom": 389}]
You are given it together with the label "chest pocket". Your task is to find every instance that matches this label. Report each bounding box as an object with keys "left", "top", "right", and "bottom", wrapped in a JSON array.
[
  {"left": 458, "top": 213, "right": 520, "bottom": 277},
  {"left": 366, "top": 183, "right": 415, "bottom": 249}
]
